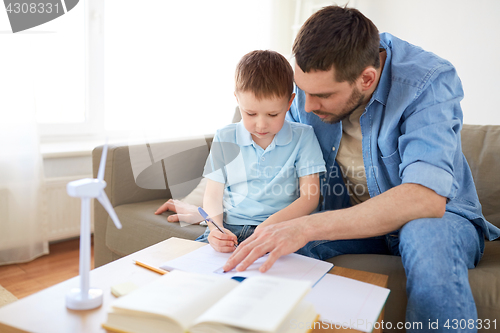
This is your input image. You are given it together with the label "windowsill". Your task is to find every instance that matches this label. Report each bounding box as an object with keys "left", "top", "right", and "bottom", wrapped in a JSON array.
[
  {"left": 40, "top": 136, "right": 129, "bottom": 159},
  {"left": 41, "top": 141, "right": 103, "bottom": 159},
  {"left": 40, "top": 132, "right": 215, "bottom": 159}
]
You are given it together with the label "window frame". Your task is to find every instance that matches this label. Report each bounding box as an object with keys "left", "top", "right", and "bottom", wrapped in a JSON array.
[
  {"left": 38, "top": 0, "right": 296, "bottom": 144},
  {"left": 38, "top": 0, "right": 105, "bottom": 142}
]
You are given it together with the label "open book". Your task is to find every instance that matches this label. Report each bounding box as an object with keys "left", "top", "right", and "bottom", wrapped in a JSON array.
[{"left": 102, "top": 270, "right": 318, "bottom": 333}]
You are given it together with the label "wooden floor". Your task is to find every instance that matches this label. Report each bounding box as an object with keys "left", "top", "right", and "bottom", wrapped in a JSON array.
[{"left": 0, "top": 237, "right": 93, "bottom": 299}]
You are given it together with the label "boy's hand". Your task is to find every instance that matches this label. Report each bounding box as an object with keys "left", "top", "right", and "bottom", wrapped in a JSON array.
[
  {"left": 208, "top": 228, "right": 238, "bottom": 253},
  {"left": 155, "top": 199, "right": 204, "bottom": 224}
]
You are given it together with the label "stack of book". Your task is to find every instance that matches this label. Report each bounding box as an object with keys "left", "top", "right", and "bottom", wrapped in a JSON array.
[{"left": 102, "top": 270, "right": 318, "bottom": 333}]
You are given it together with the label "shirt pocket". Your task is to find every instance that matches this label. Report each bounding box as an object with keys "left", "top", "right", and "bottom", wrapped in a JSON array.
[{"left": 379, "top": 149, "right": 402, "bottom": 188}]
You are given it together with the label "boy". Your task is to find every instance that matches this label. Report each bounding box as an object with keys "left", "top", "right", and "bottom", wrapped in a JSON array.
[{"left": 197, "top": 50, "right": 326, "bottom": 252}]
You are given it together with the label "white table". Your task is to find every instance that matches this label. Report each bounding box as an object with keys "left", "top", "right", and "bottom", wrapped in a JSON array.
[{"left": 0, "top": 238, "right": 387, "bottom": 333}]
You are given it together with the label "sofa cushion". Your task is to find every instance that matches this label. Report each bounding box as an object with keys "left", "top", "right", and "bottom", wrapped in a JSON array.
[
  {"left": 180, "top": 177, "right": 207, "bottom": 208},
  {"left": 469, "top": 240, "right": 500, "bottom": 323},
  {"left": 105, "top": 199, "right": 206, "bottom": 257},
  {"left": 461, "top": 125, "right": 500, "bottom": 228}
]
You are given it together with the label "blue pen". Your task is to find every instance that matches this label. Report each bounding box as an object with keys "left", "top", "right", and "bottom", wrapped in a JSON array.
[{"left": 198, "top": 207, "right": 238, "bottom": 248}]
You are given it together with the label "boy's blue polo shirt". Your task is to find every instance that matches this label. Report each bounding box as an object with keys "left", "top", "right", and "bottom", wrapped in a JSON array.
[{"left": 203, "top": 120, "right": 326, "bottom": 226}]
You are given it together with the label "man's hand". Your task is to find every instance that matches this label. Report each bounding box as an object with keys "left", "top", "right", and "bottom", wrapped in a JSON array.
[
  {"left": 208, "top": 228, "right": 238, "bottom": 253},
  {"left": 223, "top": 218, "right": 309, "bottom": 273},
  {"left": 154, "top": 199, "right": 203, "bottom": 224}
]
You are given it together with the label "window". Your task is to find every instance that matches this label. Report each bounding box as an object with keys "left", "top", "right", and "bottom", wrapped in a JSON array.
[
  {"left": 1, "top": 0, "right": 86, "bottom": 137},
  {"left": 2, "top": 0, "right": 294, "bottom": 141},
  {"left": 104, "top": 0, "right": 281, "bottom": 140}
]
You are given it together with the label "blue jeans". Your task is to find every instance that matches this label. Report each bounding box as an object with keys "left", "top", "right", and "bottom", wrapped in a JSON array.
[
  {"left": 297, "top": 212, "right": 484, "bottom": 333},
  {"left": 196, "top": 223, "right": 257, "bottom": 244}
]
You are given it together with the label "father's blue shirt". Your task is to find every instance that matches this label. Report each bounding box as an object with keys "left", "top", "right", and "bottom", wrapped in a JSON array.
[{"left": 287, "top": 32, "right": 500, "bottom": 241}]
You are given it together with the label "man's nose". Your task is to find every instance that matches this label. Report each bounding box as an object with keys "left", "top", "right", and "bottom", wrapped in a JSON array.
[{"left": 304, "top": 95, "right": 320, "bottom": 113}]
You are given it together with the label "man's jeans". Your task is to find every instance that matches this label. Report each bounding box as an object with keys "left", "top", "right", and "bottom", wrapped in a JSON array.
[{"left": 297, "top": 212, "right": 485, "bottom": 333}]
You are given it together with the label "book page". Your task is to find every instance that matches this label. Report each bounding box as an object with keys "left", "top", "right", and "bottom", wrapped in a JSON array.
[
  {"left": 110, "top": 270, "right": 239, "bottom": 330},
  {"left": 276, "top": 300, "right": 317, "bottom": 333},
  {"left": 193, "top": 275, "right": 312, "bottom": 332}
]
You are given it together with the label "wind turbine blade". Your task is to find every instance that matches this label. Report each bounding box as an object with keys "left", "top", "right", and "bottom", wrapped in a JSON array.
[
  {"left": 97, "top": 192, "right": 122, "bottom": 229},
  {"left": 97, "top": 140, "right": 109, "bottom": 182}
]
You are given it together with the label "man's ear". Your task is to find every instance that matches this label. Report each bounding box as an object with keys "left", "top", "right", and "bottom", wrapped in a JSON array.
[
  {"left": 359, "top": 67, "right": 377, "bottom": 92},
  {"left": 287, "top": 93, "right": 296, "bottom": 110}
]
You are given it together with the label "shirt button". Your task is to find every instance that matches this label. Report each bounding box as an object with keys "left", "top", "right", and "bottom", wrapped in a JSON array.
[
  {"left": 261, "top": 157, "right": 265, "bottom": 161},
  {"left": 332, "top": 147, "right": 336, "bottom": 151}
]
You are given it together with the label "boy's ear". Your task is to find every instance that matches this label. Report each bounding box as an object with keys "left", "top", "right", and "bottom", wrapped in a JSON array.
[
  {"left": 234, "top": 92, "right": 239, "bottom": 103},
  {"left": 287, "top": 93, "right": 296, "bottom": 111}
]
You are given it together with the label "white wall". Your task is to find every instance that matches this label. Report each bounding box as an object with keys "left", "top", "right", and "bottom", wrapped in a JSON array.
[
  {"left": 355, "top": 0, "right": 500, "bottom": 125},
  {"left": 294, "top": 0, "right": 500, "bottom": 125}
]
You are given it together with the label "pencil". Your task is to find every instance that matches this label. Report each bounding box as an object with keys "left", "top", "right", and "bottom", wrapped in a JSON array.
[{"left": 134, "top": 260, "right": 169, "bottom": 275}]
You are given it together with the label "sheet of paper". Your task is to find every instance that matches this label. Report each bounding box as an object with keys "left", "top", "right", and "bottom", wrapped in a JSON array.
[
  {"left": 159, "top": 245, "right": 333, "bottom": 286},
  {"left": 304, "top": 274, "right": 390, "bottom": 333}
]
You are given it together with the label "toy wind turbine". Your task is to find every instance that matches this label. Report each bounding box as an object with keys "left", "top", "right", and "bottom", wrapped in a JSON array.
[{"left": 65, "top": 143, "right": 122, "bottom": 310}]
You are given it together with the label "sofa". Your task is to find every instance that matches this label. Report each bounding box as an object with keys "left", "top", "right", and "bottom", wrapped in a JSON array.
[{"left": 93, "top": 119, "right": 500, "bottom": 332}]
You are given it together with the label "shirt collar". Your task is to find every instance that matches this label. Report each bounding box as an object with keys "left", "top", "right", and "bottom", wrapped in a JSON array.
[
  {"left": 235, "top": 121, "right": 253, "bottom": 146},
  {"left": 371, "top": 33, "right": 392, "bottom": 107},
  {"left": 235, "top": 120, "right": 293, "bottom": 147},
  {"left": 275, "top": 120, "right": 292, "bottom": 146}
]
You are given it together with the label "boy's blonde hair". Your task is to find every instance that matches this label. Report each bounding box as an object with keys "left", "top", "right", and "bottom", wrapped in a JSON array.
[{"left": 235, "top": 50, "right": 294, "bottom": 100}]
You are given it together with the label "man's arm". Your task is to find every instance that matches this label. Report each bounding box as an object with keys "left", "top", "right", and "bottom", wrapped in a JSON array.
[
  {"left": 223, "top": 182, "right": 446, "bottom": 273},
  {"left": 256, "top": 174, "right": 320, "bottom": 230}
]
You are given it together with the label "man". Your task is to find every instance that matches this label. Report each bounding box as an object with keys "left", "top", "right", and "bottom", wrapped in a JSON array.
[{"left": 221, "top": 5, "right": 500, "bottom": 332}]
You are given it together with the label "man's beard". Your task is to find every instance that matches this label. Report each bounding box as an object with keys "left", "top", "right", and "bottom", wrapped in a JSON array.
[{"left": 313, "top": 87, "right": 365, "bottom": 124}]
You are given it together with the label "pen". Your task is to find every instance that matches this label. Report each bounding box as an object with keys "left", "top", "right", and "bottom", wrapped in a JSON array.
[
  {"left": 198, "top": 207, "right": 238, "bottom": 248},
  {"left": 134, "top": 260, "right": 169, "bottom": 275}
]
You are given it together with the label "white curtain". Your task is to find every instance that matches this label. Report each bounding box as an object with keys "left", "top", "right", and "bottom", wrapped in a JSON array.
[{"left": 0, "top": 35, "right": 48, "bottom": 265}]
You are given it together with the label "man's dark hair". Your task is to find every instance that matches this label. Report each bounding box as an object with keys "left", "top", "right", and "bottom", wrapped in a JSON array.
[
  {"left": 293, "top": 5, "right": 380, "bottom": 83},
  {"left": 235, "top": 50, "right": 294, "bottom": 100}
]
